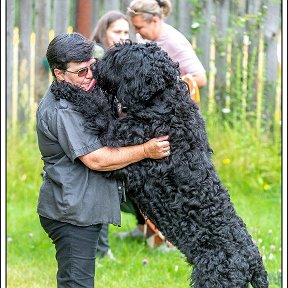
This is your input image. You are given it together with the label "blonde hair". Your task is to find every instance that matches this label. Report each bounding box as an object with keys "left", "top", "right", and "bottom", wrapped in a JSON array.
[{"left": 127, "top": 0, "right": 171, "bottom": 22}]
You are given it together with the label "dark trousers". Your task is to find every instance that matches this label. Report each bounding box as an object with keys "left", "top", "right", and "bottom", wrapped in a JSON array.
[
  {"left": 39, "top": 216, "right": 102, "bottom": 288},
  {"left": 96, "top": 223, "right": 110, "bottom": 257},
  {"left": 120, "top": 195, "right": 146, "bottom": 225}
]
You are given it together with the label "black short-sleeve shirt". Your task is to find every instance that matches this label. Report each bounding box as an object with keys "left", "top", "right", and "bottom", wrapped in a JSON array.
[{"left": 36, "top": 86, "right": 121, "bottom": 226}]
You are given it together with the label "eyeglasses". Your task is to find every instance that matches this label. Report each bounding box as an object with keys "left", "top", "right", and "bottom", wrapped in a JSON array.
[{"left": 64, "top": 59, "right": 97, "bottom": 77}]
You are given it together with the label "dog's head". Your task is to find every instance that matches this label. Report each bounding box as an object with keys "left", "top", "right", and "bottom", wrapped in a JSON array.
[{"left": 93, "top": 40, "right": 181, "bottom": 110}]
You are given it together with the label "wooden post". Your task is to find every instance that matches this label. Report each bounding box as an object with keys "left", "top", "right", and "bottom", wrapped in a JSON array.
[
  {"left": 273, "top": 34, "right": 281, "bottom": 142},
  {"left": 178, "top": 0, "right": 193, "bottom": 39},
  {"left": 53, "top": 0, "right": 70, "bottom": 36},
  {"left": 35, "top": 0, "right": 51, "bottom": 102},
  {"left": 18, "top": 0, "right": 33, "bottom": 129},
  {"left": 76, "top": 0, "right": 93, "bottom": 38},
  {"left": 256, "top": 33, "right": 264, "bottom": 135},
  {"left": 7, "top": 0, "right": 15, "bottom": 119},
  {"left": 12, "top": 27, "right": 19, "bottom": 132},
  {"left": 29, "top": 32, "right": 36, "bottom": 131},
  {"left": 224, "top": 36, "right": 232, "bottom": 113},
  {"left": 208, "top": 36, "right": 216, "bottom": 114},
  {"left": 241, "top": 34, "right": 249, "bottom": 122},
  {"left": 215, "top": 0, "right": 230, "bottom": 104}
]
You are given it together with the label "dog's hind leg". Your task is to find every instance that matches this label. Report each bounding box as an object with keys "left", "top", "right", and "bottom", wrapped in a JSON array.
[{"left": 250, "top": 264, "right": 269, "bottom": 288}]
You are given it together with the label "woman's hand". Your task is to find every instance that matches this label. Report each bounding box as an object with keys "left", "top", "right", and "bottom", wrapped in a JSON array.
[{"left": 143, "top": 135, "right": 170, "bottom": 159}]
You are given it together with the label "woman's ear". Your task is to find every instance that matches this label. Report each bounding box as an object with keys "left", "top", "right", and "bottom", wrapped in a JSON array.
[
  {"left": 54, "top": 68, "right": 65, "bottom": 81},
  {"left": 152, "top": 15, "right": 160, "bottom": 24}
]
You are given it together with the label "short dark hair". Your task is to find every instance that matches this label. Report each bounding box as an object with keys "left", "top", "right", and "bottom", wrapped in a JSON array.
[{"left": 46, "top": 32, "right": 95, "bottom": 77}]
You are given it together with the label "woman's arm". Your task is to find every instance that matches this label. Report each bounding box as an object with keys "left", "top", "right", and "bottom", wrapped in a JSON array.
[{"left": 79, "top": 135, "right": 170, "bottom": 171}]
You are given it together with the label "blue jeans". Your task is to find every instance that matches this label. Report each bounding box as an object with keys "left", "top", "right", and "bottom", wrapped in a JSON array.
[{"left": 39, "top": 216, "right": 102, "bottom": 288}]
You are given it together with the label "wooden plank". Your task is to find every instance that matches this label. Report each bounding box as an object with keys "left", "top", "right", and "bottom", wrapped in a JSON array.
[
  {"left": 208, "top": 36, "right": 216, "bottom": 114},
  {"left": 196, "top": 0, "right": 213, "bottom": 77},
  {"left": 53, "top": 0, "right": 70, "bottom": 36},
  {"left": 103, "top": 0, "right": 120, "bottom": 11},
  {"left": 75, "top": 0, "right": 93, "bottom": 37},
  {"left": 178, "top": 0, "right": 193, "bottom": 40},
  {"left": 215, "top": 0, "right": 230, "bottom": 102},
  {"left": 35, "top": 0, "right": 51, "bottom": 101},
  {"left": 263, "top": 1, "right": 281, "bottom": 83},
  {"left": 12, "top": 28, "right": 19, "bottom": 131},
  {"left": 18, "top": 0, "right": 33, "bottom": 125},
  {"left": 256, "top": 33, "right": 264, "bottom": 135},
  {"left": 7, "top": 0, "right": 15, "bottom": 118},
  {"left": 90, "top": 0, "right": 102, "bottom": 33}
]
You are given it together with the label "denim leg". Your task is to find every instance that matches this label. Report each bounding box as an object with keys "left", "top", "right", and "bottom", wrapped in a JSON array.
[{"left": 39, "top": 216, "right": 102, "bottom": 288}]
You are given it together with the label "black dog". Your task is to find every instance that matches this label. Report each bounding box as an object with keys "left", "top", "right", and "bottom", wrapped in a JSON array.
[{"left": 52, "top": 41, "right": 268, "bottom": 287}]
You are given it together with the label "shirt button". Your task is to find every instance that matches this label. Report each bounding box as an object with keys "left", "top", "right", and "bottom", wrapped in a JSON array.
[{"left": 118, "top": 186, "right": 122, "bottom": 190}]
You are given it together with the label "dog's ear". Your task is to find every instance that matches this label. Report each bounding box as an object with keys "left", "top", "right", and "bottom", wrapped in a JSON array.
[
  {"left": 141, "top": 54, "right": 180, "bottom": 101},
  {"left": 137, "top": 69, "right": 166, "bottom": 102}
]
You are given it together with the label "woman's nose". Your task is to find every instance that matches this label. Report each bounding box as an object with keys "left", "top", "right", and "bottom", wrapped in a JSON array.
[{"left": 86, "top": 66, "right": 94, "bottom": 78}]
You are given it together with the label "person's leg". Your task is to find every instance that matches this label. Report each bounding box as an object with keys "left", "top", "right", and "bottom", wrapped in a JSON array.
[
  {"left": 134, "top": 201, "right": 146, "bottom": 226},
  {"left": 96, "top": 224, "right": 112, "bottom": 258},
  {"left": 120, "top": 195, "right": 137, "bottom": 214},
  {"left": 40, "top": 216, "right": 102, "bottom": 288},
  {"left": 117, "top": 196, "right": 145, "bottom": 239}
]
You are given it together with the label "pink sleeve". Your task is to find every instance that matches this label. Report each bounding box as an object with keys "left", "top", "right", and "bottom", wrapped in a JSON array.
[{"left": 156, "top": 24, "right": 206, "bottom": 76}]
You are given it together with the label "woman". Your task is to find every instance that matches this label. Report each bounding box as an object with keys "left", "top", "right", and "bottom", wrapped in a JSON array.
[
  {"left": 37, "top": 32, "right": 170, "bottom": 287},
  {"left": 90, "top": 11, "right": 130, "bottom": 50}
]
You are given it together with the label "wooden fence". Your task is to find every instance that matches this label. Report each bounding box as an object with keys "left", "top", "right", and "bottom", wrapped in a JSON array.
[{"left": 6, "top": 0, "right": 282, "bottom": 135}]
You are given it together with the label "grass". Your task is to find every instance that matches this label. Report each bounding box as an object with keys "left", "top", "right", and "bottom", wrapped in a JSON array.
[{"left": 6, "top": 119, "right": 282, "bottom": 288}]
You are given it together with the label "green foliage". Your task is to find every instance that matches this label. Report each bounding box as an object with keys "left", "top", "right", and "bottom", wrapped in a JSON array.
[{"left": 6, "top": 119, "right": 282, "bottom": 287}]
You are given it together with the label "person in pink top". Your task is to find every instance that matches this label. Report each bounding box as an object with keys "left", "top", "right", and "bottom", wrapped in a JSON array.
[{"left": 127, "top": 0, "right": 207, "bottom": 89}]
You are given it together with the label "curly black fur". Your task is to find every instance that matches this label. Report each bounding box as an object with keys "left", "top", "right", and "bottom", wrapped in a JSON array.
[{"left": 52, "top": 41, "right": 268, "bottom": 287}]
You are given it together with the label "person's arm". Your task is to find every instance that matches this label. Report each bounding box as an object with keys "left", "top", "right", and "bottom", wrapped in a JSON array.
[
  {"left": 79, "top": 135, "right": 170, "bottom": 171},
  {"left": 191, "top": 72, "right": 207, "bottom": 88}
]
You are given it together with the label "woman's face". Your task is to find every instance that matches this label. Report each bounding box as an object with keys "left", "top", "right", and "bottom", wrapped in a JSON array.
[
  {"left": 130, "top": 15, "right": 160, "bottom": 41},
  {"left": 56, "top": 58, "right": 97, "bottom": 91},
  {"left": 105, "top": 18, "right": 130, "bottom": 48}
]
